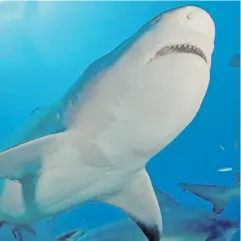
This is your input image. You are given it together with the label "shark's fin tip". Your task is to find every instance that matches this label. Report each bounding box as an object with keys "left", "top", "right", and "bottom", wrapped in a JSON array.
[{"left": 102, "top": 169, "right": 162, "bottom": 241}]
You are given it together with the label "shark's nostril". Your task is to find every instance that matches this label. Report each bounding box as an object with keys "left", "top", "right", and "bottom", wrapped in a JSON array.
[{"left": 186, "top": 12, "right": 193, "bottom": 19}]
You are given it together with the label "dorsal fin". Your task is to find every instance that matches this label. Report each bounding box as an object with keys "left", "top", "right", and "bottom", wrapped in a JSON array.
[{"left": 179, "top": 182, "right": 231, "bottom": 214}]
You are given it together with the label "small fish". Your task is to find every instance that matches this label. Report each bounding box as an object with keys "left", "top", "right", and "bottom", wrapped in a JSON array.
[
  {"left": 0, "top": 220, "right": 36, "bottom": 241},
  {"left": 220, "top": 145, "right": 225, "bottom": 151},
  {"left": 229, "top": 54, "right": 240, "bottom": 67},
  {"left": 218, "top": 167, "right": 233, "bottom": 172},
  {"left": 56, "top": 230, "right": 85, "bottom": 241},
  {"left": 29, "top": 108, "right": 40, "bottom": 115}
]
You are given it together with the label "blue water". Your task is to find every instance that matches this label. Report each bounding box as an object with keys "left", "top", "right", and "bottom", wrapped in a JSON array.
[{"left": 0, "top": 1, "right": 239, "bottom": 241}]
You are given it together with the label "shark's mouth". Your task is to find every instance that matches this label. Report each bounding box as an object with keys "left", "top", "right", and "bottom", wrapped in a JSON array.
[{"left": 152, "top": 44, "right": 207, "bottom": 63}]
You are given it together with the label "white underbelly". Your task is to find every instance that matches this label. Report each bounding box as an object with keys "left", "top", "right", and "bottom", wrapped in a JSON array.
[
  {"left": 68, "top": 55, "right": 209, "bottom": 168},
  {"left": 0, "top": 151, "right": 136, "bottom": 224}
]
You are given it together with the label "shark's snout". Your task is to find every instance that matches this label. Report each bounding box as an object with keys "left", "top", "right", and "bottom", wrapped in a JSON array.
[
  {"left": 171, "top": 6, "right": 215, "bottom": 39},
  {"left": 146, "top": 5, "right": 215, "bottom": 66}
]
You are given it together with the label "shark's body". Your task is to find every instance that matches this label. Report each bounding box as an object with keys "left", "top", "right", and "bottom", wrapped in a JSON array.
[
  {"left": 0, "top": 6, "right": 215, "bottom": 241},
  {"left": 58, "top": 189, "right": 239, "bottom": 241}
]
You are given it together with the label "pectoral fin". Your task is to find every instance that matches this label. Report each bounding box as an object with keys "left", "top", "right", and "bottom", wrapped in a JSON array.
[
  {"left": 103, "top": 169, "right": 162, "bottom": 241},
  {"left": 0, "top": 132, "right": 64, "bottom": 181},
  {"left": 0, "top": 133, "right": 66, "bottom": 216}
]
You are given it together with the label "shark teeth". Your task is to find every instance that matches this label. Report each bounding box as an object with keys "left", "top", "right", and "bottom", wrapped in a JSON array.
[{"left": 150, "top": 44, "right": 207, "bottom": 63}]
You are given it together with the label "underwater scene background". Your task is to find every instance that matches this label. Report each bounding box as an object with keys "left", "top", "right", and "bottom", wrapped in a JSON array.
[{"left": 0, "top": 1, "right": 240, "bottom": 241}]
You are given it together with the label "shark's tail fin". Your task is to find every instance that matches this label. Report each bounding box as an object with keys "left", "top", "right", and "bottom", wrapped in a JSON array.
[{"left": 179, "top": 182, "right": 239, "bottom": 214}]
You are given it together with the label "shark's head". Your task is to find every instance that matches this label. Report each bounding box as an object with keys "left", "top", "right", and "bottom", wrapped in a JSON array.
[
  {"left": 127, "top": 6, "right": 215, "bottom": 68},
  {"left": 110, "top": 5, "right": 215, "bottom": 155}
]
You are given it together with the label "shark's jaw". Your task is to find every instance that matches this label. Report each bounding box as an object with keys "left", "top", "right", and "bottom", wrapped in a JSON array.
[
  {"left": 139, "top": 6, "right": 215, "bottom": 67},
  {"left": 149, "top": 43, "right": 207, "bottom": 64}
]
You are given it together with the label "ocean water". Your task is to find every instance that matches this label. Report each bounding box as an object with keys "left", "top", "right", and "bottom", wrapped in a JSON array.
[{"left": 0, "top": 1, "right": 240, "bottom": 241}]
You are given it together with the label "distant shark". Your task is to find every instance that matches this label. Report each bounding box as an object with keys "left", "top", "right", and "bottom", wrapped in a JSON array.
[
  {"left": 179, "top": 173, "right": 240, "bottom": 214},
  {"left": 0, "top": 5, "right": 215, "bottom": 241},
  {"left": 57, "top": 189, "right": 239, "bottom": 241}
]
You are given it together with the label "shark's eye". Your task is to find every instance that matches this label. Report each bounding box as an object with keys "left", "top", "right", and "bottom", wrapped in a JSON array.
[
  {"left": 155, "top": 15, "right": 162, "bottom": 22},
  {"left": 150, "top": 15, "right": 162, "bottom": 25}
]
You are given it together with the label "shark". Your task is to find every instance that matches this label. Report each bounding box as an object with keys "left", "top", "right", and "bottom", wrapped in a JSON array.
[
  {"left": 0, "top": 5, "right": 215, "bottom": 241},
  {"left": 179, "top": 173, "right": 240, "bottom": 214},
  {"left": 57, "top": 189, "right": 239, "bottom": 241}
]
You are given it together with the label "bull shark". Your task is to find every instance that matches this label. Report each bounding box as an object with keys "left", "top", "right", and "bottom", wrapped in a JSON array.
[
  {"left": 0, "top": 5, "right": 215, "bottom": 241},
  {"left": 57, "top": 189, "right": 239, "bottom": 241},
  {"left": 179, "top": 173, "right": 240, "bottom": 214}
]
